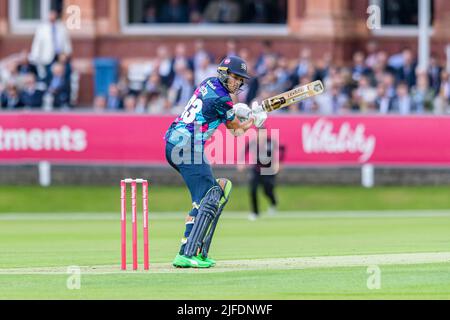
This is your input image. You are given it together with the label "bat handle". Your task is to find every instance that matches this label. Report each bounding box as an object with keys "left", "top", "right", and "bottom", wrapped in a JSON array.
[{"left": 253, "top": 102, "right": 266, "bottom": 113}]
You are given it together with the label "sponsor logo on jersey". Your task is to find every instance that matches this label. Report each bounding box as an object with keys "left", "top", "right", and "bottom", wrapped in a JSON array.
[
  {"left": 207, "top": 80, "right": 216, "bottom": 90},
  {"left": 200, "top": 86, "right": 208, "bottom": 97}
]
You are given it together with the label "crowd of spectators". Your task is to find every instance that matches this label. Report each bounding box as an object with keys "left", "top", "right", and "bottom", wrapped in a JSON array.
[
  {"left": 136, "top": 0, "right": 287, "bottom": 24},
  {"left": 1, "top": 11, "right": 449, "bottom": 116},
  {"left": 92, "top": 40, "right": 450, "bottom": 115},
  {"left": 0, "top": 10, "right": 73, "bottom": 111}
]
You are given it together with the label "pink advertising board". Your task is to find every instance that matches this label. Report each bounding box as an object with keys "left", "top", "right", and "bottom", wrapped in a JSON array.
[{"left": 1, "top": 113, "right": 449, "bottom": 166}]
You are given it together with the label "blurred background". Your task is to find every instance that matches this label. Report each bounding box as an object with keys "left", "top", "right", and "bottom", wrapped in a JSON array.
[{"left": 0, "top": 0, "right": 449, "bottom": 188}]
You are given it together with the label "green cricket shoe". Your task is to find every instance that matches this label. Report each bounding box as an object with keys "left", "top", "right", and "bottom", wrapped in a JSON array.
[
  {"left": 172, "top": 254, "right": 212, "bottom": 268},
  {"left": 196, "top": 254, "right": 216, "bottom": 267}
]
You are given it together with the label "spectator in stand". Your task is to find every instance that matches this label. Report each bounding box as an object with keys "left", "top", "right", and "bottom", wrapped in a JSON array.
[
  {"left": 255, "top": 41, "right": 276, "bottom": 76},
  {"left": 371, "top": 54, "right": 389, "bottom": 87},
  {"left": 392, "top": 82, "right": 414, "bottom": 115},
  {"left": 396, "top": 48, "right": 417, "bottom": 88},
  {"left": 348, "top": 88, "right": 362, "bottom": 113},
  {"left": 142, "top": 4, "right": 158, "bottom": 23},
  {"left": 375, "top": 84, "right": 394, "bottom": 114},
  {"left": 148, "top": 90, "right": 170, "bottom": 114},
  {"left": 168, "top": 61, "right": 195, "bottom": 112},
  {"left": 192, "top": 40, "right": 213, "bottom": 71},
  {"left": 313, "top": 54, "right": 331, "bottom": 83},
  {"left": 190, "top": 10, "right": 203, "bottom": 24},
  {"left": 339, "top": 68, "right": 355, "bottom": 97},
  {"left": 106, "top": 83, "right": 124, "bottom": 111},
  {"left": 135, "top": 93, "right": 149, "bottom": 114},
  {"left": 155, "top": 46, "right": 174, "bottom": 88},
  {"left": 274, "top": 56, "right": 292, "bottom": 92},
  {"left": 433, "top": 71, "right": 450, "bottom": 114},
  {"left": 188, "top": 0, "right": 205, "bottom": 23},
  {"left": 259, "top": 55, "right": 287, "bottom": 95},
  {"left": 67, "top": 41, "right": 450, "bottom": 115},
  {"left": 241, "top": 52, "right": 259, "bottom": 104},
  {"left": 243, "top": 0, "right": 275, "bottom": 23},
  {"left": 411, "top": 72, "right": 435, "bottom": 113},
  {"left": 47, "top": 63, "right": 71, "bottom": 109},
  {"left": 58, "top": 53, "right": 72, "bottom": 79},
  {"left": 1, "top": 83, "right": 23, "bottom": 110},
  {"left": 194, "top": 55, "right": 216, "bottom": 86},
  {"left": 295, "top": 76, "right": 318, "bottom": 113},
  {"left": 388, "top": 48, "right": 405, "bottom": 70},
  {"left": 145, "top": 72, "right": 166, "bottom": 97},
  {"left": 376, "top": 51, "right": 397, "bottom": 75},
  {"left": 356, "top": 75, "right": 377, "bottom": 112},
  {"left": 352, "top": 51, "right": 371, "bottom": 82},
  {"left": 428, "top": 54, "right": 443, "bottom": 94},
  {"left": 29, "top": 9, "right": 72, "bottom": 84},
  {"left": 16, "top": 51, "right": 38, "bottom": 78},
  {"left": 173, "top": 43, "right": 194, "bottom": 72},
  {"left": 323, "top": 65, "right": 340, "bottom": 89},
  {"left": 221, "top": 39, "right": 238, "bottom": 61},
  {"left": 316, "top": 82, "right": 348, "bottom": 115},
  {"left": 259, "top": 70, "right": 279, "bottom": 101},
  {"left": 160, "top": 0, "right": 189, "bottom": 23},
  {"left": 238, "top": 48, "right": 252, "bottom": 66},
  {"left": 261, "top": 55, "right": 277, "bottom": 78},
  {"left": 19, "top": 73, "right": 44, "bottom": 109},
  {"left": 117, "top": 75, "right": 133, "bottom": 97},
  {"left": 93, "top": 95, "right": 107, "bottom": 113},
  {"left": 124, "top": 95, "right": 137, "bottom": 113},
  {"left": 365, "top": 41, "right": 379, "bottom": 70},
  {"left": 382, "top": 72, "right": 397, "bottom": 98},
  {"left": 0, "top": 59, "right": 20, "bottom": 87},
  {"left": 204, "top": 0, "right": 241, "bottom": 23},
  {"left": 293, "top": 48, "right": 312, "bottom": 84},
  {"left": 275, "top": 0, "right": 288, "bottom": 24}
]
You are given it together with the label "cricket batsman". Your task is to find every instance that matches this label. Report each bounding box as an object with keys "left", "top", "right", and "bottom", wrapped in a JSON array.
[{"left": 165, "top": 56, "right": 267, "bottom": 268}]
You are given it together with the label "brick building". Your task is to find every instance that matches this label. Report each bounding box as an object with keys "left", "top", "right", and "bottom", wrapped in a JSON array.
[{"left": 0, "top": 0, "right": 449, "bottom": 105}]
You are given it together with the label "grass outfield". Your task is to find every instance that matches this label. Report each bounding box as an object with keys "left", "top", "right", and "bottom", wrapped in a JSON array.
[
  {"left": 0, "top": 186, "right": 449, "bottom": 299},
  {"left": 1, "top": 185, "right": 450, "bottom": 212}
]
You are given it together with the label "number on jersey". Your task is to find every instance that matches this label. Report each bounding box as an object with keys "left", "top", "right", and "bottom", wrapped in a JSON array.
[{"left": 181, "top": 95, "right": 203, "bottom": 124}]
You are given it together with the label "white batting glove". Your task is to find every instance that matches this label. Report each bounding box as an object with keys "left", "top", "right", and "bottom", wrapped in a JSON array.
[
  {"left": 233, "top": 103, "right": 252, "bottom": 121},
  {"left": 251, "top": 101, "right": 268, "bottom": 128}
]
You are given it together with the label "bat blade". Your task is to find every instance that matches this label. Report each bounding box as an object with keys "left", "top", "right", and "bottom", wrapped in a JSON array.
[{"left": 261, "top": 80, "right": 325, "bottom": 112}]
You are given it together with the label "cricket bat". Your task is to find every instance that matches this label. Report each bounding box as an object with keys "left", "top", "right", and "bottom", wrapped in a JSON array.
[{"left": 260, "top": 80, "right": 325, "bottom": 113}]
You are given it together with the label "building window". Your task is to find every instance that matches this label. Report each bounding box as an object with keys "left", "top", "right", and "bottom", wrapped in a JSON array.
[
  {"left": 371, "top": 0, "right": 434, "bottom": 36},
  {"left": 9, "top": 0, "right": 50, "bottom": 34},
  {"left": 382, "top": 0, "right": 433, "bottom": 26},
  {"left": 18, "top": 0, "right": 42, "bottom": 20},
  {"left": 121, "top": 0, "right": 288, "bottom": 36}
]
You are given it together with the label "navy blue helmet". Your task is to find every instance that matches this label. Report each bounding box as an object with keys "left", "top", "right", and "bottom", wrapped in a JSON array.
[
  {"left": 217, "top": 56, "right": 250, "bottom": 79},
  {"left": 217, "top": 56, "right": 250, "bottom": 93}
]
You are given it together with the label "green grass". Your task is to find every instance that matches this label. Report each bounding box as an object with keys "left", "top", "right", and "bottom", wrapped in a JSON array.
[
  {"left": 0, "top": 186, "right": 449, "bottom": 299},
  {"left": 1, "top": 263, "right": 449, "bottom": 300},
  {"left": 1, "top": 185, "right": 450, "bottom": 213}
]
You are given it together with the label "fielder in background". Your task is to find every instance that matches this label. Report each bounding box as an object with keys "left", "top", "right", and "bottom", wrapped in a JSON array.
[
  {"left": 165, "top": 56, "right": 267, "bottom": 268},
  {"left": 238, "top": 127, "right": 285, "bottom": 221}
]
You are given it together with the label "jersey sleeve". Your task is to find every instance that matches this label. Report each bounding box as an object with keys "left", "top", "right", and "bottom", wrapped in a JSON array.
[{"left": 215, "top": 96, "right": 236, "bottom": 122}]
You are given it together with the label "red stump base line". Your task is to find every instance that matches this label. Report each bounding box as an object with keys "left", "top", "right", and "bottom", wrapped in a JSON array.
[{"left": 121, "top": 179, "right": 149, "bottom": 271}]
